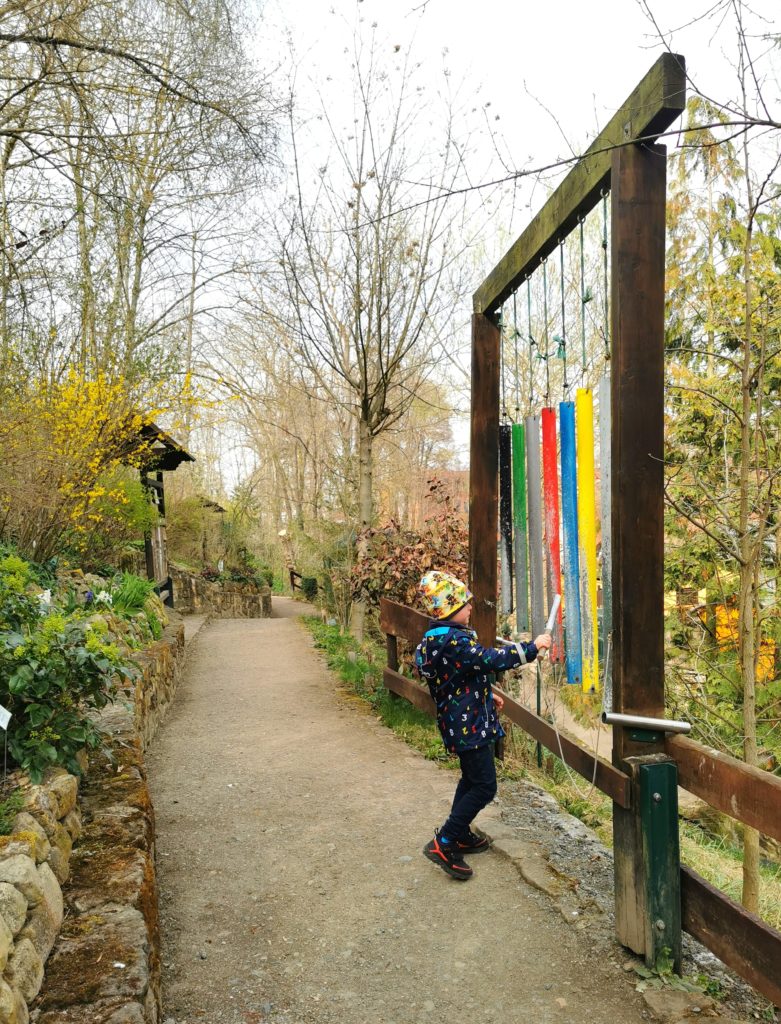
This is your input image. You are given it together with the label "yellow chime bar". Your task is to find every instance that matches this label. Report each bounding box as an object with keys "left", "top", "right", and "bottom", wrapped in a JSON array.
[{"left": 576, "top": 388, "right": 599, "bottom": 692}]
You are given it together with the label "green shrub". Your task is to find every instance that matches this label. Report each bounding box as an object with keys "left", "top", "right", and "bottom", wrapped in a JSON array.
[
  {"left": 301, "top": 576, "right": 318, "bottom": 601},
  {"left": 271, "top": 575, "right": 285, "bottom": 594},
  {"left": 225, "top": 565, "right": 264, "bottom": 586},
  {"left": 111, "top": 572, "right": 155, "bottom": 615},
  {"left": 0, "top": 554, "right": 136, "bottom": 782}
]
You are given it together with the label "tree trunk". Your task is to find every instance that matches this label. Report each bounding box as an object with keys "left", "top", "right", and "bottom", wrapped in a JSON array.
[
  {"left": 738, "top": 206, "right": 760, "bottom": 913},
  {"left": 738, "top": 552, "right": 760, "bottom": 911},
  {"left": 350, "top": 416, "right": 373, "bottom": 640}
]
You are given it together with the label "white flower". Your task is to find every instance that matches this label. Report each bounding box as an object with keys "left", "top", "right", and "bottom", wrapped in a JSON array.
[{"left": 95, "top": 590, "right": 113, "bottom": 606}]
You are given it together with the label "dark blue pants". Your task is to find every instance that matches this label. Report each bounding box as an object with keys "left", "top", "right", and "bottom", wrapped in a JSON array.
[{"left": 440, "top": 744, "right": 497, "bottom": 841}]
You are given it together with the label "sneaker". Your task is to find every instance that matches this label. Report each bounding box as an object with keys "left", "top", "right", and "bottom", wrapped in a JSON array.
[
  {"left": 456, "top": 829, "right": 490, "bottom": 854},
  {"left": 423, "top": 832, "right": 473, "bottom": 880}
]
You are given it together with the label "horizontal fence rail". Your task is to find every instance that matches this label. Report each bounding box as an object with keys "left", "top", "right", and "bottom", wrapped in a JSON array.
[
  {"left": 379, "top": 599, "right": 430, "bottom": 647},
  {"left": 666, "top": 734, "right": 781, "bottom": 844},
  {"left": 682, "top": 868, "right": 781, "bottom": 1008}
]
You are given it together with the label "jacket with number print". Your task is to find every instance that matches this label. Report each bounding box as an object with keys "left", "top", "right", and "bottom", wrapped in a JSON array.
[{"left": 415, "top": 623, "right": 539, "bottom": 753}]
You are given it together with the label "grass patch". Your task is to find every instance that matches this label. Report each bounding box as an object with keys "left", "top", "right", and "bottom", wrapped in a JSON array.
[{"left": 679, "top": 823, "right": 781, "bottom": 932}]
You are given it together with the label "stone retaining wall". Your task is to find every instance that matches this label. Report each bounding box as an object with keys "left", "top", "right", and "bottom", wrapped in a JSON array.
[
  {"left": 0, "top": 770, "right": 79, "bottom": 1023},
  {"left": 170, "top": 566, "right": 271, "bottom": 618},
  {"left": 0, "top": 615, "right": 188, "bottom": 1024}
]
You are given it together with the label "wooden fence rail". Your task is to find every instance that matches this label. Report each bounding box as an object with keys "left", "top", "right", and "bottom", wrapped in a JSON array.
[
  {"left": 666, "top": 734, "right": 781, "bottom": 844},
  {"left": 379, "top": 596, "right": 781, "bottom": 1007}
]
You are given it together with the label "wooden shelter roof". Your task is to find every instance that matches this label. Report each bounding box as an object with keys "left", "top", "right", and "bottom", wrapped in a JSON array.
[{"left": 139, "top": 422, "right": 195, "bottom": 472}]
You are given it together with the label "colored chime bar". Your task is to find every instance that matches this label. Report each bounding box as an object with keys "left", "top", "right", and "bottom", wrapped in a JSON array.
[
  {"left": 499, "top": 394, "right": 608, "bottom": 692},
  {"left": 525, "top": 414, "right": 545, "bottom": 637},
  {"left": 512, "top": 421, "right": 530, "bottom": 632},
  {"left": 540, "top": 408, "right": 563, "bottom": 661},
  {"left": 598, "top": 375, "right": 613, "bottom": 688},
  {"left": 499, "top": 423, "right": 513, "bottom": 616},
  {"left": 575, "top": 388, "right": 599, "bottom": 693},
  {"left": 559, "top": 401, "right": 583, "bottom": 687}
]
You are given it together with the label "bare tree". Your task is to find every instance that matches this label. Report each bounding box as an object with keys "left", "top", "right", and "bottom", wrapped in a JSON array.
[
  {"left": 259, "top": 33, "right": 474, "bottom": 636},
  {"left": 0, "top": 0, "right": 279, "bottom": 388}
]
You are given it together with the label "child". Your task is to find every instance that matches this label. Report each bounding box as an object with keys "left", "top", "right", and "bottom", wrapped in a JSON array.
[{"left": 415, "top": 570, "right": 551, "bottom": 880}]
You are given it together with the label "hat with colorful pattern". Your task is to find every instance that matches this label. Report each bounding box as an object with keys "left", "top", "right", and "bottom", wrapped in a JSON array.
[{"left": 418, "top": 571, "right": 472, "bottom": 620}]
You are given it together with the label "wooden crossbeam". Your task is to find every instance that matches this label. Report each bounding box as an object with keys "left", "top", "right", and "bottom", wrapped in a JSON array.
[{"left": 473, "top": 52, "right": 686, "bottom": 315}]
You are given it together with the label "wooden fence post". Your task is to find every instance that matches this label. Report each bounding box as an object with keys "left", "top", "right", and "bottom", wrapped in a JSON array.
[
  {"left": 610, "top": 140, "right": 670, "bottom": 956},
  {"left": 469, "top": 312, "right": 500, "bottom": 648}
]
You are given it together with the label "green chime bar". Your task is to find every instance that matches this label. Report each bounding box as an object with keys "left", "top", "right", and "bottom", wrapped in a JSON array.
[
  {"left": 512, "top": 421, "right": 529, "bottom": 633},
  {"left": 525, "top": 413, "right": 545, "bottom": 637},
  {"left": 499, "top": 423, "right": 513, "bottom": 616}
]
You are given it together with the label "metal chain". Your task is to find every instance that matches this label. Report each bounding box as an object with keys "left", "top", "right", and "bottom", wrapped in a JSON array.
[
  {"left": 560, "top": 239, "right": 568, "bottom": 397},
  {"left": 527, "top": 277, "right": 534, "bottom": 415},
  {"left": 513, "top": 291, "right": 520, "bottom": 421},
  {"left": 602, "top": 190, "right": 610, "bottom": 359},
  {"left": 542, "top": 259, "right": 550, "bottom": 406},
  {"left": 580, "top": 216, "right": 587, "bottom": 371}
]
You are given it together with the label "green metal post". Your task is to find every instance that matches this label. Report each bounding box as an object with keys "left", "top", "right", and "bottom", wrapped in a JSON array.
[{"left": 639, "top": 758, "right": 682, "bottom": 972}]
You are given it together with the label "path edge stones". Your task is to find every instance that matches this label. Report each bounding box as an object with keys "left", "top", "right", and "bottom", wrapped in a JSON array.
[{"left": 29, "top": 614, "right": 193, "bottom": 1024}]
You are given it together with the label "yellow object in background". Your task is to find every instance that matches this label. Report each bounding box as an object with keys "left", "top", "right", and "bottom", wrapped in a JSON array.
[{"left": 714, "top": 603, "right": 776, "bottom": 682}]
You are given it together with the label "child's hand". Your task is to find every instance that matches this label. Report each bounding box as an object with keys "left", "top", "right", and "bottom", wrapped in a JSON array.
[
  {"left": 534, "top": 633, "right": 552, "bottom": 651},
  {"left": 493, "top": 692, "right": 505, "bottom": 712}
]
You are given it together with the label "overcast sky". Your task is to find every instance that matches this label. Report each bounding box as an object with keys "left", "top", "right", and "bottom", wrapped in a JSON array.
[
  {"left": 256, "top": 0, "right": 778, "bottom": 307},
  {"left": 262, "top": 0, "right": 778, "bottom": 172}
]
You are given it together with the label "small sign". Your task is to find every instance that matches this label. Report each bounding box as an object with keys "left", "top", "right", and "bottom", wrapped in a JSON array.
[{"left": 0, "top": 706, "right": 11, "bottom": 731}]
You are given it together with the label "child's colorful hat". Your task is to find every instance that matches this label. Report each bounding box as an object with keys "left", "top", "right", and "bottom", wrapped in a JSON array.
[{"left": 418, "top": 571, "right": 472, "bottom": 620}]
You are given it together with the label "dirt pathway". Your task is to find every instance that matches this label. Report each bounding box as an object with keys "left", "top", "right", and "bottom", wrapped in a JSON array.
[{"left": 146, "top": 600, "right": 650, "bottom": 1024}]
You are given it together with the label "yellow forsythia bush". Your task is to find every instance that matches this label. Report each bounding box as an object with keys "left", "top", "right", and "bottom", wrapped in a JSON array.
[{"left": 0, "top": 372, "right": 164, "bottom": 563}]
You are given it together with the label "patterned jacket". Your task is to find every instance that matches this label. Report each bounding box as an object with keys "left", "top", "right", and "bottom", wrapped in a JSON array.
[{"left": 415, "top": 623, "right": 539, "bottom": 753}]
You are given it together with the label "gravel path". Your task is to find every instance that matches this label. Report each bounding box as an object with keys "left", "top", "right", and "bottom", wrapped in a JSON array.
[{"left": 146, "top": 599, "right": 653, "bottom": 1024}]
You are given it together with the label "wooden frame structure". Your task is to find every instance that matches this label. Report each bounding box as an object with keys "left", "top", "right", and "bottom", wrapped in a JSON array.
[{"left": 380, "top": 53, "right": 781, "bottom": 1007}]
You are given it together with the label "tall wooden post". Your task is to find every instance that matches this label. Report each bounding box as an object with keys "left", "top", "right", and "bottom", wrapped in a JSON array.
[
  {"left": 469, "top": 312, "right": 500, "bottom": 647},
  {"left": 610, "top": 141, "right": 669, "bottom": 955}
]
